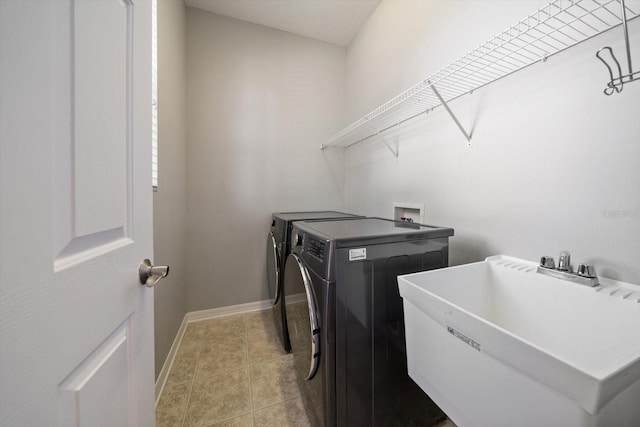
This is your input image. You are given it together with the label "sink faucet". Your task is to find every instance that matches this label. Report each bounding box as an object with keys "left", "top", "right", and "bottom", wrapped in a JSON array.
[
  {"left": 537, "top": 251, "right": 599, "bottom": 287},
  {"left": 557, "top": 250, "right": 572, "bottom": 272}
]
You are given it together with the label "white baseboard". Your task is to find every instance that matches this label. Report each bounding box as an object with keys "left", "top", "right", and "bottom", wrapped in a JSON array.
[
  {"left": 283, "top": 292, "right": 306, "bottom": 304},
  {"left": 186, "top": 298, "right": 272, "bottom": 323},
  {"left": 155, "top": 315, "right": 188, "bottom": 406},
  {"left": 154, "top": 293, "right": 305, "bottom": 404}
]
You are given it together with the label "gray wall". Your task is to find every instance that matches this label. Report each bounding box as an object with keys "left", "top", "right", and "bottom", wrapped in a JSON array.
[
  {"left": 185, "top": 9, "right": 347, "bottom": 311},
  {"left": 155, "top": 0, "right": 640, "bottom": 375},
  {"left": 344, "top": 0, "right": 640, "bottom": 284},
  {"left": 154, "top": 0, "right": 188, "bottom": 378}
]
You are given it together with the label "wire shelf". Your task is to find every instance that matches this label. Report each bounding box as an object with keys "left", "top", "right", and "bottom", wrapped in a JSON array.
[{"left": 322, "top": 0, "right": 639, "bottom": 150}]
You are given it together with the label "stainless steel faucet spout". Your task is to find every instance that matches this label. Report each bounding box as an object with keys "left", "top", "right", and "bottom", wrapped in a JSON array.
[
  {"left": 557, "top": 251, "right": 572, "bottom": 272},
  {"left": 537, "top": 251, "right": 598, "bottom": 287}
]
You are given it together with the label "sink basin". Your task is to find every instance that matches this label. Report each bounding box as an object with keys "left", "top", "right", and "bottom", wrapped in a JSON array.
[{"left": 398, "top": 255, "right": 640, "bottom": 427}]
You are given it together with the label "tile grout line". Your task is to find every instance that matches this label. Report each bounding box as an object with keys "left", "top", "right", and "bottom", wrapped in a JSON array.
[
  {"left": 201, "top": 409, "right": 253, "bottom": 427},
  {"left": 180, "top": 326, "right": 206, "bottom": 427},
  {"left": 248, "top": 359, "right": 301, "bottom": 413},
  {"left": 244, "top": 314, "right": 256, "bottom": 427},
  {"left": 185, "top": 315, "right": 254, "bottom": 427},
  {"left": 254, "top": 396, "right": 304, "bottom": 412},
  {"left": 201, "top": 316, "right": 255, "bottom": 426}
]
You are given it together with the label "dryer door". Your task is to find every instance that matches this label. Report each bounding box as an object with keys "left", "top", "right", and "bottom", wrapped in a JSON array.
[
  {"left": 285, "top": 253, "right": 320, "bottom": 380},
  {"left": 266, "top": 231, "right": 280, "bottom": 304}
]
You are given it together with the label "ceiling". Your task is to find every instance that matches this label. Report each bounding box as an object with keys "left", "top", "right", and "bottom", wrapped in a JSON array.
[{"left": 184, "top": 0, "right": 383, "bottom": 47}]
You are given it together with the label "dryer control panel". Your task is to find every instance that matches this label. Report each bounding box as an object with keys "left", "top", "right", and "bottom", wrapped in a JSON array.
[{"left": 305, "top": 237, "right": 326, "bottom": 263}]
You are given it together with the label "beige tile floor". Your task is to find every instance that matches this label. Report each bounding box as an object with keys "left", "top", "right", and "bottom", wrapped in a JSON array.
[
  {"left": 156, "top": 308, "right": 457, "bottom": 427},
  {"left": 156, "top": 309, "right": 309, "bottom": 427}
]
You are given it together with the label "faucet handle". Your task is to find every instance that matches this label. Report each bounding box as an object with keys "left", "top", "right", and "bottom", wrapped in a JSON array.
[
  {"left": 577, "top": 264, "right": 597, "bottom": 278},
  {"left": 558, "top": 251, "right": 572, "bottom": 272},
  {"left": 540, "top": 256, "right": 556, "bottom": 269}
]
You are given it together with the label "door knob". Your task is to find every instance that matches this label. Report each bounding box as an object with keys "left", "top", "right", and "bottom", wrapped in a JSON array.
[{"left": 139, "top": 259, "right": 170, "bottom": 288}]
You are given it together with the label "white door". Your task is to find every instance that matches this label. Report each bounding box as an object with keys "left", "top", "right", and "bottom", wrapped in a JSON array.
[{"left": 0, "top": 1, "right": 156, "bottom": 426}]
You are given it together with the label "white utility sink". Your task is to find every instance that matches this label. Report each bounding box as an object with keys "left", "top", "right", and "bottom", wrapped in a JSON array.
[{"left": 398, "top": 255, "right": 640, "bottom": 427}]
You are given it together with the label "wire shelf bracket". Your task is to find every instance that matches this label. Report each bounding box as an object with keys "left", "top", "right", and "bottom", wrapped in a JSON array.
[
  {"left": 379, "top": 134, "right": 400, "bottom": 159},
  {"left": 378, "top": 134, "right": 400, "bottom": 160},
  {"left": 596, "top": 0, "right": 640, "bottom": 94},
  {"left": 369, "top": 126, "right": 400, "bottom": 158},
  {"left": 322, "top": 0, "right": 640, "bottom": 154},
  {"left": 431, "top": 83, "right": 472, "bottom": 146}
]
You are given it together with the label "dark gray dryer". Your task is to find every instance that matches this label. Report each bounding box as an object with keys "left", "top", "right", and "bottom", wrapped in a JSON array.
[
  {"left": 284, "top": 217, "right": 454, "bottom": 427},
  {"left": 267, "top": 211, "right": 360, "bottom": 352}
]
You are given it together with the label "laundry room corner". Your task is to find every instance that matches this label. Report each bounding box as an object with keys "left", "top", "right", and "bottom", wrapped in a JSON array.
[{"left": 184, "top": 8, "right": 349, "bottom": 313}]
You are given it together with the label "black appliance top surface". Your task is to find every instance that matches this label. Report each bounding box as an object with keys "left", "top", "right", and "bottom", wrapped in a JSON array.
[
  {"left": 273, "top": 211, "right": 359, "bottom": 221},
  {"left": 295, "top": 217, "right": 454, "bottom": 245}
]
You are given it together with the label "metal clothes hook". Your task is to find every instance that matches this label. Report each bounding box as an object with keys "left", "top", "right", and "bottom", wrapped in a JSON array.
[
  {"left": 596, "top": 0, "right": 639, "bottom": 95},
  {"left": 596, "top": 47, "right": 623, "bottom": 95}
]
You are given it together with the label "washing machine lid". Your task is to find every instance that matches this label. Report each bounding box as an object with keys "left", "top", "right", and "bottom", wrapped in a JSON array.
[
  {"left": 272, "top": 211, "right": 359, "bottom": 222},
  {"left": 294, "top": 217, "right": 454, "bottom": 247}
]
